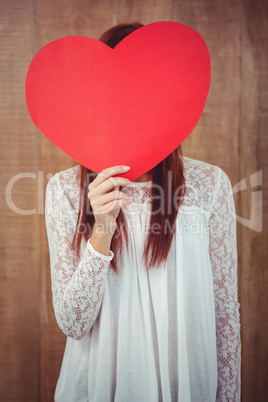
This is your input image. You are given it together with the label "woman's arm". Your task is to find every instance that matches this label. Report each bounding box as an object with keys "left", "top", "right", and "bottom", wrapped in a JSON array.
[
  {"left": 45, "top": 174, "right": 114, "bottom": 340},
  {"left": 209, "top": 168, "right": 241, "bottom": 402}
]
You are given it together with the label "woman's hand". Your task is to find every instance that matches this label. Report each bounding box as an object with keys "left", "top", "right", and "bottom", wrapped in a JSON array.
[{"left": 88, "top": 165, "right": 132, "bottom": 235}]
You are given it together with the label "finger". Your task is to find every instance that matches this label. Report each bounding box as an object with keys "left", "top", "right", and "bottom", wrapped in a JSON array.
[
  {"left": 90, "top": 165, "right": 130, "bottom": 189},
  {"left": 91, "top": 189, "right": 130, "bottom": 207},
  {"left": 93, "top": 198, "right": 132, "bottom": 215},
  {"left": 90, "top": 176, "right": 131, "bottom": 199}
]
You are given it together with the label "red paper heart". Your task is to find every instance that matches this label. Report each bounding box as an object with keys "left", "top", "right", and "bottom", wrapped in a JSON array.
[{"left": 25, "top": 21, "right": 210, "bottom": 180}]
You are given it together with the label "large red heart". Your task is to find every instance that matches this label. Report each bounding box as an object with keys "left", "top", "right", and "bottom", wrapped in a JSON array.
[{"left": 25, "top": 21, "right": 210, "bottom": 180}]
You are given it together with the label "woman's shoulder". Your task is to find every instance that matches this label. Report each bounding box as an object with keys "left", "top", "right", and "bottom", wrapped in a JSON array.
[
  {"left": 49, "top": 164, "right": 81, "bottom": 185},
  {"left": 46, "top": 164, "right": 81, "bottom": 211},
  {"left": 182, "top": 155, "right": 231, "bottom": 211},
  {"left": 183, "top": 155, "right": 223, "bottom": 178}
]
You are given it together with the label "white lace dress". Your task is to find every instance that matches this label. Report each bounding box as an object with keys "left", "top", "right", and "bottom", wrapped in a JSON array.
[{"left": 45, "top": 156, "right": 241, "bottom": 402}]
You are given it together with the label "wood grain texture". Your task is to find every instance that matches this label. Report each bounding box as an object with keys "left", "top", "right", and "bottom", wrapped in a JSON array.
[
  {"left": 0, "top": 1, "right": 40, "bottom": 401},
  {"left": 239, "top": 1, "right": 268, "bottom": 401},
  {"left": 0, "top": 0, "right": 267, "bottom": 401}
]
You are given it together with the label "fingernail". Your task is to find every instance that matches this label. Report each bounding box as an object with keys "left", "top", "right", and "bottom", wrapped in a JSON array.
[{"left": 122, "top": 166, "right": 130, "bottom": 170}]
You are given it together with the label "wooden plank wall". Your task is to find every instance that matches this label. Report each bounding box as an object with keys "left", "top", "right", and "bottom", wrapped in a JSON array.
[{"left": 0, "top": 0, "right": 267, "bottom": 401}]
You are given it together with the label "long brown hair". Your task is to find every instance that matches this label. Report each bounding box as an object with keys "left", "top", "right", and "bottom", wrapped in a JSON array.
[{"left": 71, "top": 22, "right": 186, "bottom": 274}]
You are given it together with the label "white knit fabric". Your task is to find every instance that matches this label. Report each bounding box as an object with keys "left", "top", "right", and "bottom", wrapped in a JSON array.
[{"left": 45, "top": 156, "right": 241, "bottom": 402}]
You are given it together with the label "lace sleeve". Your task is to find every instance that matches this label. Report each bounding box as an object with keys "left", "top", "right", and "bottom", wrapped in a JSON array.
[
  {"left": 45, "top": 174, "right": 114, "bottom": 340},
  {"left": 209, "top": 168, "right": 241, "bottom": 402}
]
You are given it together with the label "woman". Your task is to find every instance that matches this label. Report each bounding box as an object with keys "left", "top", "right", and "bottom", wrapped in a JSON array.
[{"left": 45, "top": 23, "right": 241, "bottom": 402}]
